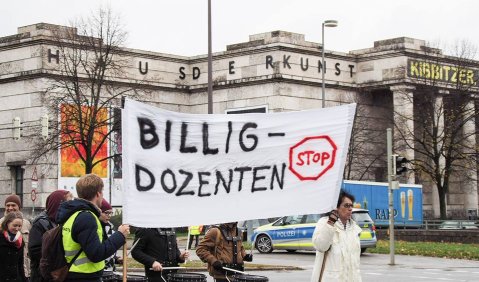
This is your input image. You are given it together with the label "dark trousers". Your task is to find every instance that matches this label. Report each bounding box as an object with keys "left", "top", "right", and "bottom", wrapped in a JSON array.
[{"left": 188, "top": 234, "right": 199, "bottom": 249}]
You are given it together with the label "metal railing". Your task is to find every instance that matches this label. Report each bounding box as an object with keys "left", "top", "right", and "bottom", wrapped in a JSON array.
[{"left": 422, "top": 219, "right": 479, "bottom": 230}]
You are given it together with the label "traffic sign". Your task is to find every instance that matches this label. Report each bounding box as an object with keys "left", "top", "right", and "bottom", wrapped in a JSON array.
[
  {"left": 32, "top": 167, "right": 38, "bottom": 181},
  {"left": 31, "top": 189, "right": 37, "bottom": 202}
]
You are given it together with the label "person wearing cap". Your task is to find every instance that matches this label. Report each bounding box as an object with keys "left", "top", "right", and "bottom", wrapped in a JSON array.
[
  {"left": 0, "top": 194, "right": 32, "bottom": 280},
  {"left": 99, "top": 198, "right": 123, "bottom": 271},
  {"left": 28, "top": 190, "right": 73, "bottom": 282}
]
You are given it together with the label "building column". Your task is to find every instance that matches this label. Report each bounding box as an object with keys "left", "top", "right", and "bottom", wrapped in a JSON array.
[
  {"left": 390, "top": 85, "right": 415, "bottom": 184},
  {"left": 463, "top": 100, "right": 478, "bottom": 219}
]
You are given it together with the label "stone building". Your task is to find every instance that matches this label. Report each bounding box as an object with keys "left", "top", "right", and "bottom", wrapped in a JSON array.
[{"left": 0, "top": 23, "right": 478, "bottom": 219}]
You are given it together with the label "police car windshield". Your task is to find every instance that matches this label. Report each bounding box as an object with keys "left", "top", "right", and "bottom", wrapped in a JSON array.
[{"left": 352, "top": 212, "right": 373, "bottom": 223}]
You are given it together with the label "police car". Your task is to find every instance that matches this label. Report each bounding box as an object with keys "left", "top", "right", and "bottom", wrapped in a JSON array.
[{"left": 251, "top": 209, "right": 376, "bottom": 254}]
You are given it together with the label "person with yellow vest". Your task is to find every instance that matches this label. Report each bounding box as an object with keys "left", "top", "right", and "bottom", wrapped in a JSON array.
[
  {"left": 55, "top": 174, "right": 130, "bottom": 281},
  {"left": 188, "top": 225, "right": 203, "bottom": 249}
]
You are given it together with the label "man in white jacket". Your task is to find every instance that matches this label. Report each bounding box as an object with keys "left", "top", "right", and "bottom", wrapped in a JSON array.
[{"left": 311, "top": 190, "right": 362, "bottom": 282}]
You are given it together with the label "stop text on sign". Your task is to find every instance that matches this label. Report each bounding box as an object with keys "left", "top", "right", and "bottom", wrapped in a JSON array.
[{"left": 296, "top": 151, "right": 331, "bottom": 166}]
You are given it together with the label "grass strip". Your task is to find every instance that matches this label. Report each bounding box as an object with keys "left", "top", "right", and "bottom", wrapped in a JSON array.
[{"left": 368, "top": 240, "right": 479, "bottom": 260}]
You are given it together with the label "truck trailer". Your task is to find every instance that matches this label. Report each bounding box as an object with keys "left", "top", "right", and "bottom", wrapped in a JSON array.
[{"left": 342, "top": 180, "right": 423, "bottom": 227}]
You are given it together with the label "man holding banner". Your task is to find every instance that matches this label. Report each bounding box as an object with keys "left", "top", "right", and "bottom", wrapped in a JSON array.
[
  {"left": 131, "top": 227, "right": 189, "bottom": 282},
  {"left": 56, "top": 174, "right": 129, "bottom": 281}
]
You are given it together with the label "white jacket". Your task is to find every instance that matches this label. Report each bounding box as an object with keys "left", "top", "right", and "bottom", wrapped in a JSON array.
[{"left": 310, "top": 216, "right": 362, "bottom": 282}]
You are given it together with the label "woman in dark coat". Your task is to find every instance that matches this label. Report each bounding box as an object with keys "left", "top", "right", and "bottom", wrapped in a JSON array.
[
  {"left": 0, "top": 211, "right": 26, "bottom": 282},
  {"left": 28, "top": 190, "right": 73, "bottom": 282}
]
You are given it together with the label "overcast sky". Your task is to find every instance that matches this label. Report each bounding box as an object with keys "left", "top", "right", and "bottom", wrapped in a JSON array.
[{"left": 2, "top": 0, "right": 478, "bottom": 57}]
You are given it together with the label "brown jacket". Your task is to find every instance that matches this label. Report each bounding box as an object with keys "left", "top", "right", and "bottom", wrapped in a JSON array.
[{"left": 196, "top": 225, "right": 246, "bottom": 279}]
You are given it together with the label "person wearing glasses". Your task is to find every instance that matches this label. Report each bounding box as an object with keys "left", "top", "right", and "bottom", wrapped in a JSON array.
[
  {"left": 99, "top": 199, "right": 123, "bottom": 272},
  {"left": 310, "top": 190, "right": 362, "bottom": 282}
]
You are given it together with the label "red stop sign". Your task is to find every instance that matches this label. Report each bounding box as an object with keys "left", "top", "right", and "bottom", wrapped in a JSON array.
[{"left": 289, "top": 136, "right": 337, "bottom": 180}]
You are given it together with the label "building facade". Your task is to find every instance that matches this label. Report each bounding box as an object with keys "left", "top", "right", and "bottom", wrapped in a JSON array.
[{"left": 0, "top": 23, "right": 478, "bottom": 219}]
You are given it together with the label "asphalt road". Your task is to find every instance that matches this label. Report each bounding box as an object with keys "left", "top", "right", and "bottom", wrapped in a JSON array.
[
  {"left": 183, "top": 250, "right": 479, "bottom": 281},
  {"left": 121, "top": 242, "right": 479, "bottom": 281}
]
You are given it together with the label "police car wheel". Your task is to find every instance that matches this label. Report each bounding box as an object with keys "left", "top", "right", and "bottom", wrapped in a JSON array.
[{"left": 256, "top": 235, "right": 273, "bottom": 253}]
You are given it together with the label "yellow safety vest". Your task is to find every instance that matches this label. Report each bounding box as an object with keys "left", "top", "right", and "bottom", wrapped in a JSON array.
[
  {"left": 62, "top": 210, "right": 104, "bottom": 273},
  {"left": 189, "top": 225, "right": 202, "bottom": 235}
]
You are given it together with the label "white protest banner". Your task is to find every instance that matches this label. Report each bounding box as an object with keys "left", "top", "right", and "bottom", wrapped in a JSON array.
[{"left": 122, "top": 99, "right": 356, "bottom": 227}]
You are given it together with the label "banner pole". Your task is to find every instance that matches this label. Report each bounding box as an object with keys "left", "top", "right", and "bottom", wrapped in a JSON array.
[
  {"left": 123, "top": 244, "right": 127, "bottom": 282},
  {"left": 186, "top": 227, "right": 191, "bottom": 251}
]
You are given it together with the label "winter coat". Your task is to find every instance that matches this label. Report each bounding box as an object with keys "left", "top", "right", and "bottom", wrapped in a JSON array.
[
  {"left": 0, "top": 232, "right": 26, "bottom": 282},
  {"left": 196, "top": 225, "right": 246, "bottom": 279},
  {"left": 0, "top": 216, "right": 31, "bottom": 278},
  {"left": 311, "top": 217, "right": 362, "bottom": 282},
  {"left": 131, "top": 228, "right": 185, "bottom": 282},
  {"left": 56, "top": 198, "right": 126, "bottom": 281},
  {"left": 28, "top": 211, "right": 56, "bottom": 282}
]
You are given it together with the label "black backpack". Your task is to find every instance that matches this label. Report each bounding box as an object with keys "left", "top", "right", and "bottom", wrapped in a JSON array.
[{"left": 39, "top": 222, "right": 82, "bottom": 282}]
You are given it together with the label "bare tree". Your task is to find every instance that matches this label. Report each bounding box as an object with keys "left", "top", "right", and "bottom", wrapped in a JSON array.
[
  {"left": 31, "top": 7, "right": 140, "bottom": 175},
  {"left": 395, "top": 41, "right": 479, "bottom": 219},
  {"left": 340, "top": 94, "right": 386, "bottom": 181}
]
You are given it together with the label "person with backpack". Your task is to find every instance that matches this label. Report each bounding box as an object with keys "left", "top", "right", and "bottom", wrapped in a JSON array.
[
  {"left": 0, "top": 211, "right": 27, "bottom": 281},
  {"left": 55, "top": 174, "right": 130, "bottom": 282},
  {"left": 196, "top": 222, "right": 253, "bottom": 282},
  {"left": 29, "top": 190, "right": 73, "bottom": 282}
]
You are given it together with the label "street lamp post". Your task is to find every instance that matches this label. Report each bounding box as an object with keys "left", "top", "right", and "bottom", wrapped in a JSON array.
[
  {"left": 207, "top": 0, "right": 213, "bottom": 114},
  {"left": 321, "top": 20, "right": 338, "bottom": 108}
]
